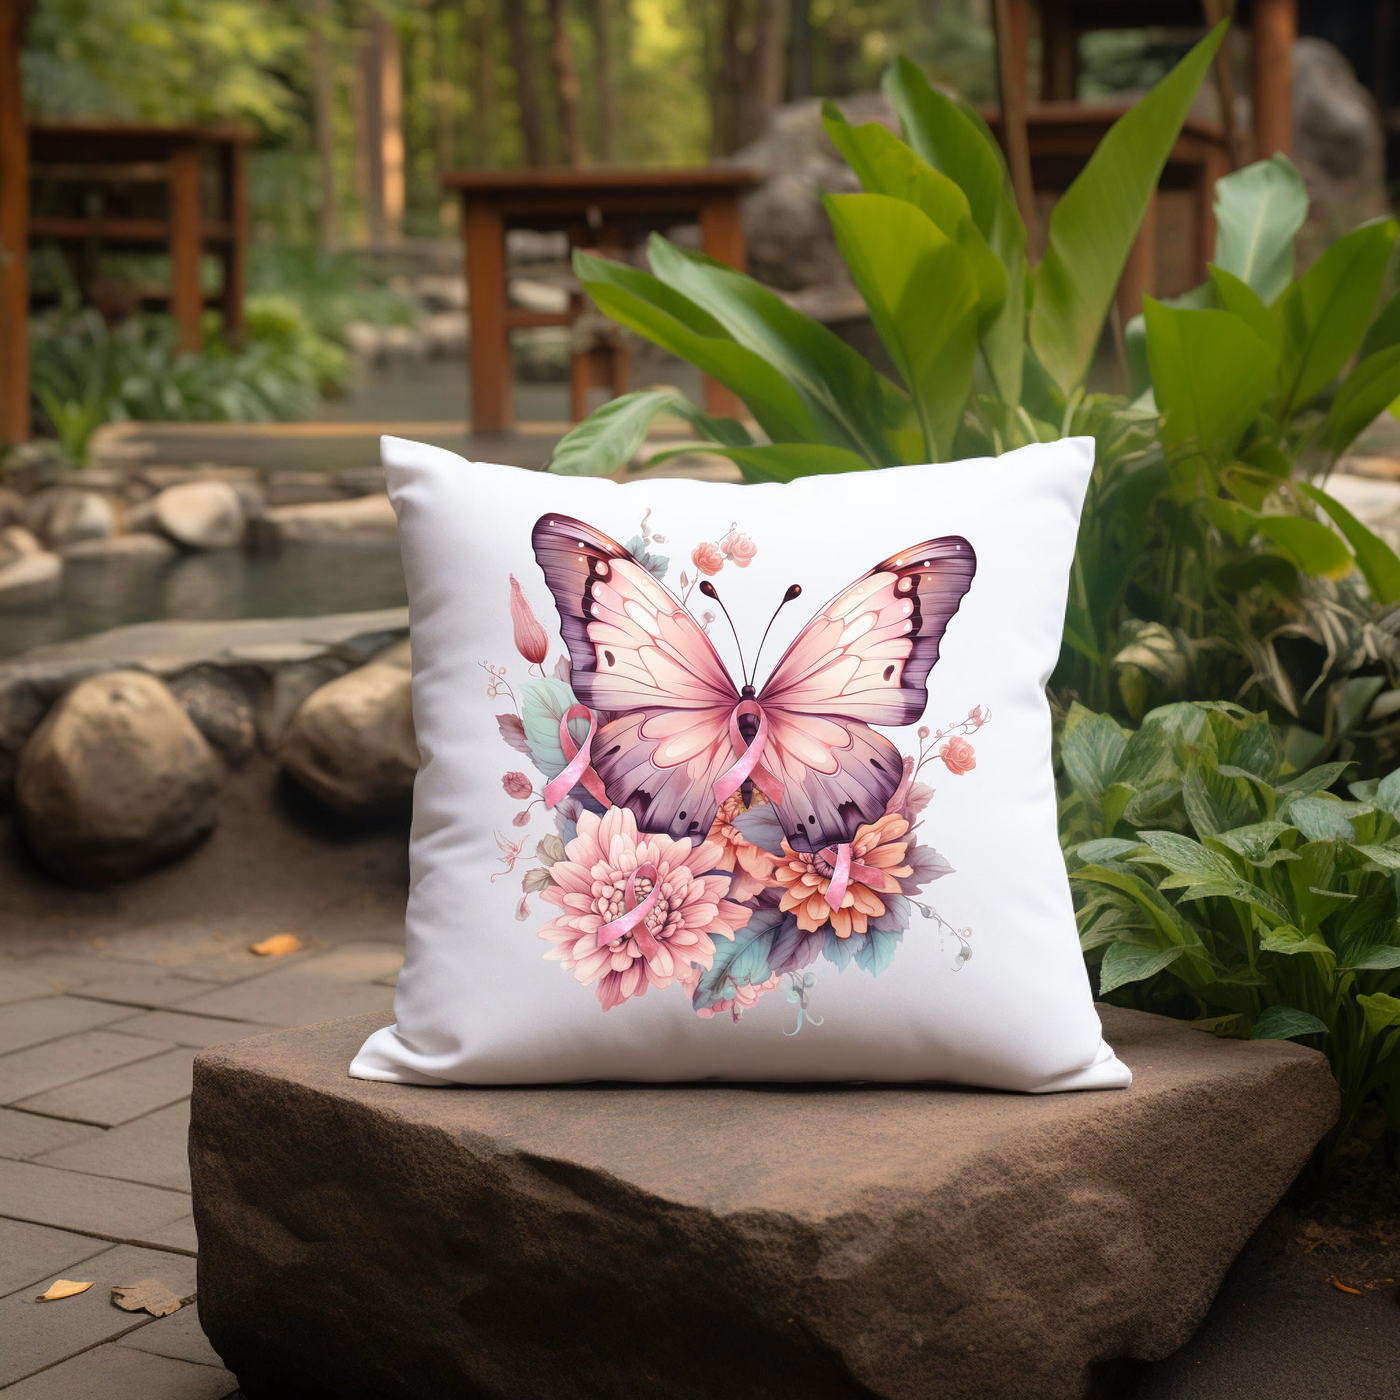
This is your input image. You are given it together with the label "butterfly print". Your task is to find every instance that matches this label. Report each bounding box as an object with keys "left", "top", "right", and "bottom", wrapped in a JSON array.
[{"left": 530, "top": 514, "right": 976, "bottom": 851}]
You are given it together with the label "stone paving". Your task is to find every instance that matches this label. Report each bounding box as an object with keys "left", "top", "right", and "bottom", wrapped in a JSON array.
[{"left": 0, "top": 928, "right": 402, "bottom": 1397}]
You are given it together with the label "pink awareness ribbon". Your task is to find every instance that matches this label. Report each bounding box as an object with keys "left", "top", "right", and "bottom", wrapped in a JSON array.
[
  {"left": 712, "top": 699, "right": 784, "bottom": 807},
  {"left": 541, "top": 704, "right": 612, "bottom": 810},
  {"left": 595, "top": 861, "right": 661, "bottom": 959},
  {"left": 820, "top": 843, "right": 883, "bottom": 912}
]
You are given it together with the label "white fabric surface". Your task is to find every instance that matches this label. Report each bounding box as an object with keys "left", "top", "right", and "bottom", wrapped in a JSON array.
[{"left": 351, "top": 434, "right": 1130, "bottom": 1091}]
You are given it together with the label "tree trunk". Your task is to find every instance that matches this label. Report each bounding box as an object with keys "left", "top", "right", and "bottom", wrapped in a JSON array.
[
  {"left": 310, "top": 0, "right": 338, "bottom": 250},
  {"left": 476, "top": 0, "right": 497, "bottom": 167},
  {"left": 744, "top": 0, "right": 787, "bottom": 146},
  {"left": 432, "top": 0, "right": 457, "bottom": 228},
  {"left": 504, "top": 0, "right": 548, "bottom": 166},
  {"left": 548, "top": 0, "right": 586, "bottom": 166},
  {"left": 712, "top": 0, "right": 747, "bottom": 156},
  {"left": 591, "top": 0, "right": 617, "bottom": 162},
  {"left": 787, "top": 0, "right": 810, "bottom": 100},
  {"left": 360, "top": 11, "right": 403, "bottom": 243}
]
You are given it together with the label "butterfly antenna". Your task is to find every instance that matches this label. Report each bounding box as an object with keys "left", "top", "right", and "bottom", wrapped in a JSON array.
[
  {"left": 699, "top": 580, "right": 748, "bottom": 686},
  {"left": 751, "top": 585, "right": 803, "bottom": 684}
]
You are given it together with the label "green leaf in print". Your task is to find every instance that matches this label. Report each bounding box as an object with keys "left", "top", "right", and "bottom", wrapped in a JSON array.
[{"left": 520, "top": 679, "right": 590, "bottom": 782}]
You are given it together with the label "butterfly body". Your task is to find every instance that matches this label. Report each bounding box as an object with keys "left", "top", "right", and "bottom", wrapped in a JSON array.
[{"left": 531, "top": 514, "right": 976, "bottom": 850}]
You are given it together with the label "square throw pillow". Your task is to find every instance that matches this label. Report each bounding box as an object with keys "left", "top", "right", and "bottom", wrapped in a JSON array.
[{"left": 351, "top": 434, "right": 1130, "bottom": 1092}]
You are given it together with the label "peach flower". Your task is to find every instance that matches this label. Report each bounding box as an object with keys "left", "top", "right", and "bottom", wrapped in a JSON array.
[
  {"left": 703, "top": 792, "right": 779, "bottom": 901},
  {"left": 720, "top": 531, "right": 757, "bottom": 567},
  {"left": 773, "top": 813, "right": 913, "bottom": 939},
  {"left": 691, "top": 541, "right": 724, "bottom": 577},
  {"left": 537, "top": 806, "right": 752, "bottom": 1011},
  {"left": 696, "top": 972, "right": 781, "bottom": 1022},
  {"left": 940, "top": 736, "right": 976, "bottom": 775},
  {"left": 508, "top": 575, "right": 549, "bottom": 665}
]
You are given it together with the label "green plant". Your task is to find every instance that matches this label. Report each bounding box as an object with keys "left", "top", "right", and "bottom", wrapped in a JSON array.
[{"left": 1060, "top": 699, "right": 1400, "bottom": 1158}]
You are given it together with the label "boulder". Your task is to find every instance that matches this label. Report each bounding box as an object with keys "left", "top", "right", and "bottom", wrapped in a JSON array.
[
  {"left": 168, "top": 666, "right": 258, "bottom": 765},
  {"left": 153, "top": 481, "right": 247, "bottom": 550},
  {"left": 266, "top": 472, "right": 345, "bottom": 508},
  {"left": 254, "top": 494, "right": 399, "bottom": 549},
  {"left": 191, "top": 1007, "right": 1338, "bottom": 1400},
  {"left": 61, "top": 532, "right": 178, "bottom": 561},
  {"left": 24, "top": 486, "right": 117, "bottom": 548},
  {"left": 278, "top": 661, "right": 417, "bottom": 815},
  {"left": 15, "top": 669, "right": 223, "bottom": 883},
  {"left": 0, "top": 534, "right": 61, "bottom": 610},
  {"left": 0, "top": 485, "right": 25, "bottom": 528}
]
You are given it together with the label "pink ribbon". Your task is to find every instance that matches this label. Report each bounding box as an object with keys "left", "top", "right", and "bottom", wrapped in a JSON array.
[
  {"left": 820, "top": 843, "right": 883, "bottom": 911},
  {"left": 595, "top": 862, "right": 661, "bottom": 959},
  {"left": 712, "top": 700, "right": 784, "bottom": 807},
  {"left": 542, "top": 704, "right": 612, "bottom": 810}
]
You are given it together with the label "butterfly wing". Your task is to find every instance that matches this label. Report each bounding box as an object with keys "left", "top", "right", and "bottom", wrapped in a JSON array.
[
  {"left": 531, "top": 514, "right": 741, "bottom": 838},
  {"left": 758, "top": 536, "right": 976, "bottom": 845}
]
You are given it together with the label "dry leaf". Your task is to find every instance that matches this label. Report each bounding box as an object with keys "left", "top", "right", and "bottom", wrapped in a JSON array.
[
  {"left": 111, "top": 1280, "right": 182, "bottom": 1317},
  {"left": 250, "top": 933, "right": 302, "bottom": 957},
  {"left": 36, "top": 1279, "right": 93, "bottom": 1301},
  {"left": 1329, "top": 1277, "right": 1361, "bottom": 1295}
]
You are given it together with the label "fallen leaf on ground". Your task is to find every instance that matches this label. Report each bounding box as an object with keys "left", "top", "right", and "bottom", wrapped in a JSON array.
[
  {"left": 111, "top": 1280, "right": 182, "bottom": 1317},
  {"left": 250, "top": 933, "right": 302, "bottom": 957},
  {"left": 1330, "top": 1277, "right": 1362, "bottom": 1295},
  {"left": 35, "top": 1279, "right": 93, "bottom": 1301}
]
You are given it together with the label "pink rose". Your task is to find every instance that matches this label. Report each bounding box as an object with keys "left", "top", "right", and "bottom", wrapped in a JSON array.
[
  {"left": 502, "top": 771, "right": 533, "bottom": 799},
  {"left": 508, "top": 575, "right": 548, "bottom": 665},
  {"left": 721, "top": 531, "right": 757, "bottom": 567},
  {"left": 939, "top": 736, "right": 976, "bottom": 775},
  {"left": 691, "top": 542, "right": 724, "bottom": 577}
]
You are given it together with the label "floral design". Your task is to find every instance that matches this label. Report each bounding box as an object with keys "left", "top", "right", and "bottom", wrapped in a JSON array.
[
  {"left": 489, "top": 509, "right": 987, "bottom": 1030},
  {"left": 537, "top": 807, "right": 752, "bottom": 1011}
]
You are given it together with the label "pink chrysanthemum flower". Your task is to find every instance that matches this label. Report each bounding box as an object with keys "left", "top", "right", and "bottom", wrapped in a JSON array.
[{"left": 538, "top": 807, "right": 752, "bottom": 1011}]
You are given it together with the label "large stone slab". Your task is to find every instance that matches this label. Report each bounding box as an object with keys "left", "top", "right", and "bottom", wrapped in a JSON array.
[{"left": 190, "top": 1007, "right": 1338, "bottom": 1400}]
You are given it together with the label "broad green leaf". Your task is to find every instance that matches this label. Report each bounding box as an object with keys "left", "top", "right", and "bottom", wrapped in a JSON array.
[
  {"left": 643, "top": 441, "right": 873, "bottom": 484},
  {"left": 1259, "top": 924, "right": 1334, "bottom": 959},
  {"left": 1319, "top": 345, "right": 1400, "bottom": 458},
  {"left": 1216, "top": 820, "right": 1292, "bottom": 865},
  {"left": 821, "top": 106, "right": 1007, "bottom": 325},
  {"left": 883, "top": 57, "right": 1027, "bottom": 404},
  {"left": 1145, "top": 300, "right": 1276, "bottom": 466},
  {"left": 1341, "top": 944, "right": 1400, "bottom": 971},
  {"left": 1374, "top": 768, "right": 1400, "bottom": 820},
  {"left": 1210, "top": 153, "right": 1309, "bottom": 304},
  {"left": 1060, "top": 704, "right": 1127, "bottom": 805},
  {"left": 1250, "top": 1005, "right": 1329, "bottom": 1040},
  {"left": 1253, "top": 514, "right": 1355, "bottom": 580},
  {"left": 574, "top": 252, "right": 827, "bottom": 448},
  {"left": 646, "top": 236, "right": 921, "bottom": 466},
  {"left": 1288, "top": 795, "right": 1358, "bottom": 843},
  {"left": 1277, "top": 761, "right": 1353, "bottom": 797},
  {"left": 1030, "top": 22, "right": 1227, "bottom": 394},
  {"left": 1275, "top": 217, "right": 1398, "bottom": 417},
  {"left": 1134, "top": 829, "right": 1236, "bottom": 881},
  {"left": 1206, "top": 266, "right": 1281, "bottom": 353},
  {"left": 1071, "top": 865, "right": 1200, "bottom": 947},
  {"left": 1353, "top": 844, "right": 1400, "bottom": 872},
  {"left": 824, "top": 192, "right": 978, "bottom": 460},
  {"left": 548, "top": 388, "right": 750, "bottom": 476},
  {"left": 1361, "top": 287, "right": 1400, "bottom": 358},
  {"left": 1182, "top": 758, "right": 1261, "bottom": 838},
  {"left": 1076, "top": 838, "right": 1145, "bottom": 863},
  {"left": 1295, "top": 480, "right": 1400, "bottom": 602},
  {"left": 1356, "top": 991, "right": 1400, "bottom": 1036},
  {"left": 1099, "top": 941, "right": 1187, "bottom": 995}
]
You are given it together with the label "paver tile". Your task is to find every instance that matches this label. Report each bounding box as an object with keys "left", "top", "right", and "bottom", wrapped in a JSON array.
[
  {"left": 34, "top": 1101, "right": 192, "bottom": 1191},
  {"left": 0, "top": 1159, "right": 189, "bottom": 1239},
  {"left": 72, "top": 973, "right": 223, "bottom": 1010},
  {"left": 0, "top": 1242, "right": 199, "bottom": 1388},
  {"left": 0, "top": 1031, "right": 172, "bottom": 1107},
  {"left": 139, "top": 1214, "right": 199, "bottom": 1254},
  {"left": 0, "top": 997, "right": 133, "bottom": 1056},
  {"left": 0, "top": 952, "right": 154, "bottom": 993},
  {"left": 1, "top": 1345, "right": 238, "bottom": 1400},
  {"left": 0, "top": 1220, "right": 109, "bottom": 1299},
  {"left": 109, "top": 1010, "right": 275, "bottom": 1049},
  {"left": 171, "top": 942, "right": 401, "bottom": 1027},
  {"left": 15, "top": 1048, "right": 197, "bottom": 1127},
  {"left": 0, "top": 964, "right": 64, "bottom": 1006},
  {"left": 0, "top": 1108, "right": 102, "bottom": 1161},
  {"left": 117, "top": 1304, "right": 227, "bottom": 1368}
]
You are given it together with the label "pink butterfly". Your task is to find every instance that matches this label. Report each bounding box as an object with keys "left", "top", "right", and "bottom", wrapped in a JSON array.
[{"left": 531, "top": 514, "right": 975, "bottom": 851}]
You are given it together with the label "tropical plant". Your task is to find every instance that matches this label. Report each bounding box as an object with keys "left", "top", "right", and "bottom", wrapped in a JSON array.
[{"left": 1060, "top": 699, "right": 1400, "bottom": 1158}]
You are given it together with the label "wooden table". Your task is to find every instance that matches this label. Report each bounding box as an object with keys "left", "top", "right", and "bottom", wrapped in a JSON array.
[
  {"left": 28, "top": 121, "right": 254, "bottom": 353},
  {"left": 443, "top": 167, "right": 763, "bottom": 432}
]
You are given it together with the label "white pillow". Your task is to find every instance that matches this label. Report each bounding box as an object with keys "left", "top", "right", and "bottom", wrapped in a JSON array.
[{"left": 351, "top": 435, "right": 1130, "bottom": 1091}]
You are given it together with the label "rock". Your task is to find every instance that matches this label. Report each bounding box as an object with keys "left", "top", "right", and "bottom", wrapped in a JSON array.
[
  {"left": 168, "top": 666, "right": 258, "bottom": 765},
  {"left": 422, "top": 309, "right": 468, "bottom": 357},
  {"left": 257, "top": 658, "right": 351, "bottom": 752},
  {"left": 265, "top": 472, "right": 344, "bottom": 508},
  {"left": 190, "top": 1006, "right": 1338, "bottom": 1400},
  {"left": 15, "top": 669, "right": 223, "bottom": 883},
  {"left": 0, "top": 486, "right": 25, "bottom": 528},
  {"left": 254, "top": 494, "right": 399, "bottom": 549},
  {"left": 0, "top": 543, "right": 61, "bottom": 611},
  {"left": 152, "top": 482, "right": 247, "bottom": 550},
  {"left": 278, "top": 662, "right": 417, "bottom": 815},
  {"left": 61, "top": 533, "right": 178, "bottom": 561},
  {"left": 332, "top": 467, "right": 387, "bottom": 498},
  {"left": 24, "top": 487, "right": 117, "bottom": 548}
]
